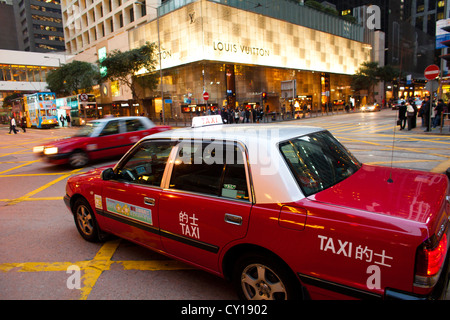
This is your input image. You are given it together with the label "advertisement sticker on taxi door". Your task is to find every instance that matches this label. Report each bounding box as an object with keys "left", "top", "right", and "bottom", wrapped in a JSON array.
[{"left": 106, "top": 198, "right": 153, "bottom": 225}]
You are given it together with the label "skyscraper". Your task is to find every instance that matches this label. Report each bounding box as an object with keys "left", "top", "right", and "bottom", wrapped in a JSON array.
[
  {"left": 0, "top": 1, "right": 19, "bottom": 50},
  {"left": 13, "top": 0, "right": 65, "bottom": 52}
]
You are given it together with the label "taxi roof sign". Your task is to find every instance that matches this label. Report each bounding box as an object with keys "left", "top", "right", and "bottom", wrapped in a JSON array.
[{"left": 192, "top": 115, "right": 223, "bottom": 128}]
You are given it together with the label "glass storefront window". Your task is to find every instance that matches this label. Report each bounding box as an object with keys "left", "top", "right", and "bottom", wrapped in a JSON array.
[
  {"left": 137, "top": 61, "right": 352, "bottom": 118},
  {"left": 0, "top": 64, "right": 56, "bottom": 83},
  {"left": 111, "top": 81, "right": 120, "bottom": 97}
]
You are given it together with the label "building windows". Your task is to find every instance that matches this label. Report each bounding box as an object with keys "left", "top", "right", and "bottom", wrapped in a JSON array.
[
  {"left": 129, "top": 7, "right": 134, "bottom": 23},
  {"left": 62, "top": 0, "right": 154, "bottom": 55},
  {"left": 0, "top": 64, "right": 56, "bottom": 83},
  {"left": 35, "top": 0, "right": 60, "bottom": 4}
]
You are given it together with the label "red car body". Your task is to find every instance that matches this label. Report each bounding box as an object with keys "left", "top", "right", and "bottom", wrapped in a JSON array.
[
  {"left": 64, "top": 120, "right": 450, "bottom": 300},
  {"left": 33, "top": 116, "right": 171, "bottom": 168}
]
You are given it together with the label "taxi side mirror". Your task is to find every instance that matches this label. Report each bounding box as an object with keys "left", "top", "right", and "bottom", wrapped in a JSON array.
[{"left": 101, "top": 168, "right": 116, "bottom": 180}]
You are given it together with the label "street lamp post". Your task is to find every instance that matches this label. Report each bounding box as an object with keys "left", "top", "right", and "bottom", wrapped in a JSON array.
[{"left": 135, "top": 1, "right": 164, "bottom": 125}]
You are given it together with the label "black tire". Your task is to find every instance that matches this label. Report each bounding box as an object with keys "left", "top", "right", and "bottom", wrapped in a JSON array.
[
  {"left": 73, "top": 197, "right": 101, "bottom": 242},
  {"left": 232, "top": 252, "right": 302, "bottom": 300},
  {"left": 68, "top": 150, "right": 89, "bottom": 168}
]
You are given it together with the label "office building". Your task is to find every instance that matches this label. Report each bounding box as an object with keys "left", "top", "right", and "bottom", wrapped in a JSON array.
[
  {"left": 0, "top": 1, "right": 19, "bottom": 50},
  {"left": 13, "top": 0, "right": 65, "bottom": 52}
]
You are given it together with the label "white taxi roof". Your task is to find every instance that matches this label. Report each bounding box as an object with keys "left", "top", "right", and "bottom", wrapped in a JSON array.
[
  {"left": 144, "top": 121, "right": 325, "bottom": 204},
  {"left": 147, "top": 122, "right": 323, "bottom": 144}
]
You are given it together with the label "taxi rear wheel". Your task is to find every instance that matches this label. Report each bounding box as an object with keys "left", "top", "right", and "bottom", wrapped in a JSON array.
[
  {"left": 233, "top": 253, "right": 302, "bottom": 300},
  {"left": 69, "top": 150, "right": 89, "bottom": 168},
  {"left": 73, "top": 198, "right": 100, "bottom": 242}
]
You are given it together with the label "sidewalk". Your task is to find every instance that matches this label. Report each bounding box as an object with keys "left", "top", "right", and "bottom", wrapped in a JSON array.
[
  {"left": 2, "top": 111, "right": 450, "bottom": 135},
  {"left": 397, "top": 119, "right": 450, "bottom": 136}
]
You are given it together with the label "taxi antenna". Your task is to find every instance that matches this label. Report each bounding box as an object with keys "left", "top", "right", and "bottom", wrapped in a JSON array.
[{"left": 387, "top": 110, "right": 398, "bottom": 183}]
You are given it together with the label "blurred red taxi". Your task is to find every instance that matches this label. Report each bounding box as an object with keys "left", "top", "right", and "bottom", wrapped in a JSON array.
[
  {"left": 64, "top": 115, "right": 450, "bottom": 300},
  {"left": 33, "top": 116, "right": 171, "bottom": 168}
]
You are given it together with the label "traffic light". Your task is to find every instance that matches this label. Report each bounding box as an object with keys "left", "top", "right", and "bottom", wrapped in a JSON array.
[{"left": 262, "top": 92, "right": 267, "bottom": 100}]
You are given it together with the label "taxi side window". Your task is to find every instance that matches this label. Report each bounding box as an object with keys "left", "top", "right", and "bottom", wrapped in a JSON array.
[
  {"left": 99, "top": 120, "right": 120, "bottom": 136},
  {"left": 125, "top": 119, "right": 145, "bottom": 132},
  {"left": 169, "top": 142, "right": 249, "bottom": 201},
  {"left": 116, "top": 140, "right": 175, "bottom": 186}
]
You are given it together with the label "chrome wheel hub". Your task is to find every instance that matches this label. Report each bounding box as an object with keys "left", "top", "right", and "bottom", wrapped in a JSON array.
[{"left": 241, "top": 264, "right": 287, "bottom": 300}]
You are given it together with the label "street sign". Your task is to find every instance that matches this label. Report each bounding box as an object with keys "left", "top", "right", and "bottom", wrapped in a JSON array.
[
  {"left": 436, "top": 19, "right": 450, "bottom": 49},
  {"left": 425, "top": 80, "right": 439, "bottom": 93},
  {"left": 424, "top": 64, "right": 440, "bottom": 80},
  {"left": 79, "top": 93, "right": 88, "bottom": 101},
  {"left": 203, "top": 92, "right": 209, "bottom": 101}
]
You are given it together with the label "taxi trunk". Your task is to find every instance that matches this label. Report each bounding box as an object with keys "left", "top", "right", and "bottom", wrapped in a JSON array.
[{"left": 308, "top": 164, "right": 450, "bottom": 299}]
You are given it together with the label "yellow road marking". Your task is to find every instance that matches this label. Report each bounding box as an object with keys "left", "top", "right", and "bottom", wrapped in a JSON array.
[
  {"left": 366, "top": 159, "right": 438, "bottom": 166},
  {"left": 431, "top": 159, "right": 450, "bottom": 174},
  {"left": 0, "top": 197, "right": 62, "bottom": 202},
  {"left": 0, "top": 160, "right": 40, "bottom": 175},
  {"left": 79, "top": 239, "right": 120, "bottom": 300},
  {"left": 4, "top": 168, "right": 81, "bottom": 206},
  {"left": 0, "top": 239, "right": 193, "bottom": 300},
  {"left": 120, "top": 260, "right": 194, "bottom": 271},
  {"left": 0, "top": 172, "right": 82, "bottom": 177}
]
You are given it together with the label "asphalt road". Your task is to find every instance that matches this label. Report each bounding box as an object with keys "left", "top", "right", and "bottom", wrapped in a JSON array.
[{"left": 0, "top": 109, "right": 449, "bottom": 303}]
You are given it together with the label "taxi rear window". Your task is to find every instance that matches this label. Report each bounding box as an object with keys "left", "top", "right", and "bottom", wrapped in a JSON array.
[
  {"left": 169, "top": 141, "right": 249, "bottom": 201},
  {"left": 279, "top": 131, "right": 361, "bottom": 196}
]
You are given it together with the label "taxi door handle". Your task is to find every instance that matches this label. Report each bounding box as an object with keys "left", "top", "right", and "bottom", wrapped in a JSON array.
[
  {"left": 144, "top": 197, "right": 155, "bottom": 206},
  {"left": 224, "top": 213, "right": 242, "bottom": 226}
]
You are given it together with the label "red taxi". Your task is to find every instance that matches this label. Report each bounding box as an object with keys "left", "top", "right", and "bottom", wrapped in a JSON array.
[
  {"left": 64, "top": 115, "right": 450, "bottom": 300},
  {"left": 33, "top": 116, "right": 171, "bottom": 168}
]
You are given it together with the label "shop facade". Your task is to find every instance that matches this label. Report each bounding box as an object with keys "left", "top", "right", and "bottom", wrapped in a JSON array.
[
  {"left": 126, "top": 0, "right": 371, "bottom": 121},
  {"left": 84, "top": 0, "right": 372, "bottom": 121},
  {"left": 132, "top": 61, "right": 355, "bottom": 121}
]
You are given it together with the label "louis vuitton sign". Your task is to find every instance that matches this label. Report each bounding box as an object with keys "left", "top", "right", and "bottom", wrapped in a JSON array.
[{"left": 213, "top": 41, "right": 270, "bottom": 57}]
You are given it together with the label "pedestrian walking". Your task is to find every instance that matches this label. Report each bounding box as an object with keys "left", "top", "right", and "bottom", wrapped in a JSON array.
[
  {"left": 9, "top": 116, "right": 17, "bottom": 134},
  {"left": 66, "top": 114, "right": 71, "bottom": 127},
  {"left": 406, "top": 102, "right": 415, "bottom": 131},
  {"left": 20, "top": 116, "right": 27, "bottom": 133},
  {"left": 398, "top": 101, "right": 407, "bottom": 130},
  {"left": 421, "top": 96, "right": 431, "bottom": 132},
  {"left": 60, "top": 114, "right": 65, "bottom": 127},
  {"left": 433, "top": 99, "right": 444, "bottom": 128},
  {"left": 411, "top": 100, "right": 417, "bottom": 128}
]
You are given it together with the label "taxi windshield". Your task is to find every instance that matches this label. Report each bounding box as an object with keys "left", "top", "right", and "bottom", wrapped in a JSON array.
[
  {"left": 279, "top": 131, "right": 361, "bottom": 197},
  {"left": 74, "top": 121, "right": 101, "bottom": 137}
]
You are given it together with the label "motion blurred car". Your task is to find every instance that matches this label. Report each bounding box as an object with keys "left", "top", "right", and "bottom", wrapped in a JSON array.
[
  {"left": 64, "top": 115, "right": 450, "bottom": 300},
  {"left": 391, "top": 99, "right": 405, "bottom": 110},
  {"left": 360, "top": 103, "right": 381, "bottom": 112},
  {"left": 34, "top": 116, "right": 171, "bottom": 168},
  {"left": 414, "top": 97, "right": 423, "bottom": 110}
]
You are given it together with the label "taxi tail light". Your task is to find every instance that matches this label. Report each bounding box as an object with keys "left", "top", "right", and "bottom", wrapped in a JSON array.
[{"left": 414, "top": 233, "right": 447, "bottom": 288}]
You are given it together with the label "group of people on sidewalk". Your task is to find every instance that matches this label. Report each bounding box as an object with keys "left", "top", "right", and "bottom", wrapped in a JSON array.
[{"left": 397, "top": 96, "right": 448, "bottom": 132}]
